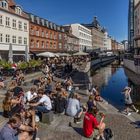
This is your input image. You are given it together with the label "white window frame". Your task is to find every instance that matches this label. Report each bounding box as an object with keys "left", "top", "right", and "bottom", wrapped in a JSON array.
[
  {"left": 24, "top": 37, "right": 27, "bottom": 45},
  {"left": 18, "top": 36, "right": 22, "bottom": 44},
  {"left": 42, "top": 31, "right": 44, "bottom": 37},
  {"left": 24, "top": 23, "right": 27, "bottom": 31},
  {"left": 59, "top": 43, "right": 62, "bottom": 49},
  {"left": 0, "top": 15, "right": 3, "bottom": 25},
  {"left": 0, "top": 34, "right": 3, "bottom": 42},
  {"left": 12, "top": 19, "right": 16, "bottom": 29},
  {"left": 1, "top": 0, "right": 8, "bottom": 9},
  {"left": 6, "top": 34, "right": 10, "bottom": 43},
  {"left": 59, "top": 34, "right": 62, "bottom": 40},
  {"left": 15, "top": 7, "right": 22, "bottom": 15},
  {"left": 42, "top": 41, "right": 44, "bottom": 48},
  {"left": 12, "top": 36, "right": 16, "bottom": 44},
  {"left": 36, "top": 41, "right": 39, "bottom": 48},
  {"left": 18, "top": 21, "right": 22, "bottom": 30},
  {"left": 36, "top": 30, "right": 39, "bottom": 36},
  {"left": 5, "top": 17, "right": 10, "bottom": 27},
  {"left": 30, "top": 40, "right": 34, "bottom": 48}
]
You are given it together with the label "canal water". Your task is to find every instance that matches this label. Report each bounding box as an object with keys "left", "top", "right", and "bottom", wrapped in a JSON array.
[{"left": 91, "top": 62, "right": 140, "bottom": 111}]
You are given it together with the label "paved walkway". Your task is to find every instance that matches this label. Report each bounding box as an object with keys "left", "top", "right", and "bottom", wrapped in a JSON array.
[{"left": 0, "top": 63, "right": 140, "bottom": 140}]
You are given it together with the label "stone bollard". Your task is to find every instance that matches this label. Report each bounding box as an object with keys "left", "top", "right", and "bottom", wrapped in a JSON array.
[{"left": 41, "top": 111, "right": 54, "bottom": 124}]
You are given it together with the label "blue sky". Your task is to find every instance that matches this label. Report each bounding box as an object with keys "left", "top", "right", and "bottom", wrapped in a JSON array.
[{"left": 15, "top": 0, "right": 129, "bottom": 42}]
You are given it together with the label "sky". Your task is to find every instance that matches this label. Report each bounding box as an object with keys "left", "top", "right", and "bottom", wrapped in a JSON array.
[{"left": 15, "top": 0, "right": 129, "bottom": 42}]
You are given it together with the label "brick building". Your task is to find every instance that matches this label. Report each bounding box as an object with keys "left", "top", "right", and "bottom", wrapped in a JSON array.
[{"left": 28, "top": 13, "right": 67, "bottom": 54}]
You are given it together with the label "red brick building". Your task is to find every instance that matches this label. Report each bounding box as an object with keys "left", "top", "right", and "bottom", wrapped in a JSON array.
[{"left": 28, "top": 13, "right": 67, "bottom": 53}]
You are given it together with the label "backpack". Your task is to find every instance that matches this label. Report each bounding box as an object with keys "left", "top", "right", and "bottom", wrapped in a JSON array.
[{"left": 104, "top": 128, "right": 113, "bottom": 140}]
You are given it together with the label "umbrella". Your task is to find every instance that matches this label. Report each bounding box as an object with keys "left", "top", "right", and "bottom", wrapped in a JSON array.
[
  {"left": 37, "top": 52, "right": 56, "bottom": 57},
  {"left": 8, "top": 43, "right": 13, "bottom": 63},
  {"left": 56, "top": 53, "right": 70, "bottom": 57},
  {"left": 73, "top": 51, "right": 89, "bottom": 56},
  {"left": 25, "top": 45, "right": 30, "bottom": 62}
]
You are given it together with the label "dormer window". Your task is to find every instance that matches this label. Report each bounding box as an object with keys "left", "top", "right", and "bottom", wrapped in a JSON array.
[
  {"left": 1, "top": 0, "right": 8, "bottom": 9},
  {"left": 15, "top": 6, "right": 22, "bottom": 15},
  {"left": 41, "top": 19, "right": 44, "bottom": 26},
  {"left": 45, "top": 20, "right": 49, "bottom": 27},
  {"left": 36, "top": 17, "right": 40, "bottom": 24},
  {"left": 30, "top": 15, "right": 34, "bottom": 22},
  {"left": 50, "top": 22, "right": 53, "bottom": 29}
]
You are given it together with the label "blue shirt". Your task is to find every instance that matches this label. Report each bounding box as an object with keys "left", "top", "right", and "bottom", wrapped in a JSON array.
[{"left": 0, "top": 124, "right": 17, "bottom": 140}]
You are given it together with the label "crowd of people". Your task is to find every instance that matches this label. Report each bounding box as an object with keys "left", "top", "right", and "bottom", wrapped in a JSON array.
[{"left": 0, "top": 56, "right": 139, "bottom": 140}]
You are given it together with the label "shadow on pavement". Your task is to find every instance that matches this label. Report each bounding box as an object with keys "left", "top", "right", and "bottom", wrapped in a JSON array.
[{"left": 72, "top": 127, "right": 85, "bottom": 137}]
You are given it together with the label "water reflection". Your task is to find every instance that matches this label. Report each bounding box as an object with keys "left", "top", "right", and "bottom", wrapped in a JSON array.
[{"left": 91, "top": 62, "right": 140, "bottom": 110}]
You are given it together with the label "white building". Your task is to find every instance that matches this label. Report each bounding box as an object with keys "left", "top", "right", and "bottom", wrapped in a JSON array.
[
  {"left": 122, "top": 40, "right": 128, "bottom": 51},
  {"left": 104, "top": 31, "right": 112, "bottom": 51},
  {"left": 0, "top": 0, "right": 29, "bottom": 62},
  {"left": 70, "top": 24, "right": 92, "bottom": 52}
]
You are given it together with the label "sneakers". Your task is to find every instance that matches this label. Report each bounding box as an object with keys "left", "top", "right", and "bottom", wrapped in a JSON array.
[
  {"left": 136, "top": 109, "right": 139, "bottom": 113},
  {"left": 74, "top": 118, "right": 82, "bottom": 124},
  {"left": 127, "top": 112, "right": 131, "bottom": 116}
]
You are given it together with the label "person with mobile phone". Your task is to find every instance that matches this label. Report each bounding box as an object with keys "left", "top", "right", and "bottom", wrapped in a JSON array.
[{"left": 83, "top": 107, "right": 106, "bottom": 140}]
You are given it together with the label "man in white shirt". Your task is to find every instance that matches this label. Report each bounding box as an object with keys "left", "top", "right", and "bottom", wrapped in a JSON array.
[
  {"left": 29, "top": 89, "right": 52, "bottom": 113},
  {"left": 24, "top": 86, "right": 37, "bottom": 103}
]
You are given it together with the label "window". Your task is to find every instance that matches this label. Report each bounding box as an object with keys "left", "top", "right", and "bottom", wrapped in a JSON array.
[
  {"left": 30, "top": 40, "right": 34, "bottom": 48},
  {"left": 36, "top": 30, "right": 39, "bottom": 36},
  {"left": 12, "top": 19, "right": 16, "bottom": 28},
  {"left": 24, "top": 23, "right": 27, "bottom": 31},
  {"left": 50, "top": 32, "right": 53, "bottom": 39},
  {"left": 18, "top": 21, "right": 22, "bottom": 30},
  {"left": 6, "top": 34, "right": 10, "bottom": 43},
  {"left": 50, "top": 42, "right": 52, "bottom": 48},
  {"left": 18, "top": 37, "right": 22, "bottom": 44},
  {"left": 42, "top": 41, "right": 44, "bottom": 48},
  {"left": 6, "top": 17, "right": 10, "bottom": 27},
  {"left": 1, "top": 0, "right": 8, "bottom": 9},
  {"left": 24, "top": 38, "right": 27, "bottom": 45},
  {"left": 0, "top": 34, "right": 3, "bottom": 42},
  {"left": 15, "top": 6, "right": 22, "bottom": 15},
  {"left": 42, "top": 31, "right": 44, "bottom": 37},
  {"left": 12, "top": 36, "right": 16, "bottom": 44},
  {"left": 46, "top": 31, "right": 48, "bottom": 38},
  {"left": 59, "top": 34, "right": 62, "bottom": 40},
  {"left": 59, "top": 43, "right": 62, "bottom": 49},
  {"left": 31, "top": 28, "right": 34, "bottom": 35},
  {"left": 0, "top": 15, "right": 3, "bottom": 25},
  {"left": 54, "top": 43, "right": 56, "bottom": 48},
  {"left": 36, "top": 41, "right": 39, "bottom": 48},
  {"left": 54, "top": 33, "right": 56, "bottom": 40},
  {"left": 46, "top": 41, "right": 48, "bottom": 48}
]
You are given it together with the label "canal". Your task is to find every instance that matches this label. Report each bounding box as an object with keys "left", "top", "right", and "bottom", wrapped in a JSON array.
[{"left": 91, "top": 61, "right": 140, "bottom": 111}]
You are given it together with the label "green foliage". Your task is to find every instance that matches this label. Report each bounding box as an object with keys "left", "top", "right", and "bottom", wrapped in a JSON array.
[
  {"left": 28, "top": 59, "right": 42, "bottom": 68},
  {"left": 17, "top": 61, "right": 28, "bottom": 69},
  {"left": 0, "top": 60, "right": 12, "bottom": 69}
]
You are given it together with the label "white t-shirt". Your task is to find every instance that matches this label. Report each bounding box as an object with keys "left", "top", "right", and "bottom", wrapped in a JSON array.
[
  {"left": 39, "top": 95, "right": 52, "bottom": 110},
  {"left": 24, "top": 91, "right": 37, "bottom": 102}
]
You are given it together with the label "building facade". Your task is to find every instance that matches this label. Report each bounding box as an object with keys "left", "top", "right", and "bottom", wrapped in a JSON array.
[
  {"left": 134, "top": 0, "right": 140, "bottom": 65},
  {"left": 104, "top": 31, "right": 112, "bottom": 51},
  {"left": 83, "top": 17, "right": 105, "bottom": 51},
  {"left": 122, "top": 40, "right": 128, "bottom": 51},
  {"left": 0, "top": 0, "right": 29, "bottom": 62},
  {"left": 70, "top": 24, "right": 92, "bottom": 52},
  {"left": 63, "top": 26, "right": 79, "bottom": 52},
  {"left": 128, "top": 0, "right": 135, "bottom": 52},
  {"left": 28, "top": 14, "right": 67, "bottom": 53}
]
